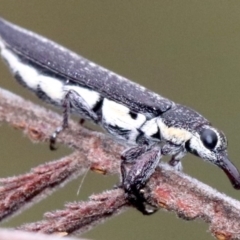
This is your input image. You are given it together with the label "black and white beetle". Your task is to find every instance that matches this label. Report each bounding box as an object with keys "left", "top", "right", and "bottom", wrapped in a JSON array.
[{"left": 0, "top": 17, "right": 239, "bottom": 214}]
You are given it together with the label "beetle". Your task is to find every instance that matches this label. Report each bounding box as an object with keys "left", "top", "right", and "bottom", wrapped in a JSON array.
[{"left": 0, "top": 17, "right": 239, "bottom": 214}]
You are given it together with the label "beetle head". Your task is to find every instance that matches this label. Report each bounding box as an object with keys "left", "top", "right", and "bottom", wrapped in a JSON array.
[{"left": 186, "top": 125, "right": 240, "bottom": 189}]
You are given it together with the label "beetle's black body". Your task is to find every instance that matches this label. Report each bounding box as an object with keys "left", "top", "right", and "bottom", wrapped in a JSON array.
[
  {"left": 0, "top": 17, "right": 239, "bottom": 214},
  {"left": 0, "top": 18, "right": 172, "bottom": 116}
]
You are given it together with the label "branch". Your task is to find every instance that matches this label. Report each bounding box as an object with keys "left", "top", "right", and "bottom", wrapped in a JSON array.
[
  {"left": 0, "top": 88, "right": 123, "bottom": 173},
  {"left": 0, "top": 229, "right": 85, "bottom": 240},
  {"left": 18, "top": 189, "right": 126, "bottom": 235},
  {"left": 0, "top": 87, "right": 122, "bottom": 220},
  {"left": 0, "top": 87, "right": 240, "bottom": 239},
  {"left": 146, "top": 166, "right": 240, "bottom": 239},
  {"left": 0, "top": 152, "right": 89, "bottom": 221}
]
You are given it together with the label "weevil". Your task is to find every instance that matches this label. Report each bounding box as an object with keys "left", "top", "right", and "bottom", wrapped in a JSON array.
[{"left": 0, "top": 17, "right": 239, "bottom": 214}]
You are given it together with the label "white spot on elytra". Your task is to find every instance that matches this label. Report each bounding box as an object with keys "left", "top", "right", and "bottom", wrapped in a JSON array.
[
  {"left": 1, "top": 48, "right": 39, "bottom": 90},
  {"left": 39, "top": 76, "right": 65, "bottom": 103},
  {"left": 0, "top": 37, "right": 5, "bottom": 49},
  {"left": 0, "top": 45, "right": 65, "bottom": 104},
  {"left": 102, "top": 99, "right": 146, "bottom": 130},
  {"left": 140, "top": 118, "right": 159, "bottom": 137},
  {"left": 89, "top": 62, "right": 97, "bottom": 68},
  {"left": 64, "top": 85, "right": 100, "bottom": 109}
]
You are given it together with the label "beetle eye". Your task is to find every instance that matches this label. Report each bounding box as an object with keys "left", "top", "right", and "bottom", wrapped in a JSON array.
[{"left": 200, "top": 129, "right": 218, "bottom": 150}]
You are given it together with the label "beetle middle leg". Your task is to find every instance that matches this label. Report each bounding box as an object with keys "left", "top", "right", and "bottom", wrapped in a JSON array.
[
  {"left": 162, "top": 142, "right": 186, "bottom": 171},
  {"left": 121, "top": 146, "right": 161, "bottom": 215}
]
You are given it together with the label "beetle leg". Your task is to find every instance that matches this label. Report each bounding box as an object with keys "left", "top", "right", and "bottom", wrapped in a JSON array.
[
  {"left": 167, "top": 150, "right": 186, "bottom": 171},
  {"left": 121, "top": 146, "right": 161, "bottom": 215},
  {"left": 168, "top": 157, "right": 183, "bottom": 171},
  {"left": 50, "top": 90, "right": 99, "bottom": 150},
  {"left": 121, "top": 145, "right": 148, "bottom": 163},
  {"left": 161, "top": 142, "right": 186, "bottom": 171}
]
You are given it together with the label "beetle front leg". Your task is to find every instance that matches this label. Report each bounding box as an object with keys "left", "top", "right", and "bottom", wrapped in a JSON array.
[
  {"left": 121, "top": 146, "right": 161, "bottom": 215},
  {"left": 121, "top": 145, "right": 148, "bottom": 163}
]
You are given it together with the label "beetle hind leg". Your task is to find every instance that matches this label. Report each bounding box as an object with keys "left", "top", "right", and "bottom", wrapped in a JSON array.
[{"left": 50, "top": 89, "right": 100, "bottom": 150}]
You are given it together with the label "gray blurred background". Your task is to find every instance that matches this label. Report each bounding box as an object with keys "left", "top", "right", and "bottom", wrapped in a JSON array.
[{"left": 0, "top": 1, "right": 240, "bottom": 239}]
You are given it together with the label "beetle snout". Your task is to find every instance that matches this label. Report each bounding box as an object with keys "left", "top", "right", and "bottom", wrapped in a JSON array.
[{"left": 217, "top": 153, "right": 240, "bottom": 189}]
